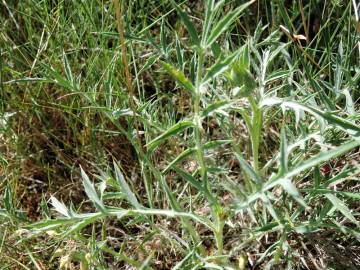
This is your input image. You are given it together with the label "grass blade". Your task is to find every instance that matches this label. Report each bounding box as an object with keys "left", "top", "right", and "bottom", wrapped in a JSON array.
[
  {"left": 146, "top": 120, "right": 193, "bottom": 153},
  {"left": 279, "top": 128, "right": 288, "bottom": 175},
  {"left": 171, "top": 0, "right": 200, "bottom": 47},
  {"left": 62, "top": 50, "right": 73, "bottom": 84},
  {"left": 163, "top": 140, "right": 231, "bottom": 173}
]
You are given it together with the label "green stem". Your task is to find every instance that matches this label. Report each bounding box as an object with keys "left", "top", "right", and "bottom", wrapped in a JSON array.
[
  {"left": 193, "top": 49, "right": 224, "bottom": 256},
  {"left": 194, "top": 49, "right": 222, "bottom": 255},
  {"left": 249, "top": 97, "right": 262, "bottom": 175},
  {"left": 194, "top": 49, "right": 208, "bottom": 187},
  {"left": 214, "top": 219, "right": 225, "bottom": 257}
]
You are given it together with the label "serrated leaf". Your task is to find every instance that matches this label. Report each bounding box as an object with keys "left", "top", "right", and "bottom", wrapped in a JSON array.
[
  {"left": 268, "top": 42, "right": 289, "bottom": 64},
  {"left": 113, "top": 161, "right": 142, "bottom": 209},
  {"left": 267, "top": 139, "right": 360, "bottom": 191},
  {"left": 324, "top": 193, "right": 359, "bottom": 226},
  {"left": 260, "top": 193, "right": 279, "bottom": 221},
  {"left": 234, "top": 150, "right": 262, "bottom": 184},
  {"left": 163, "top": 148, "right": 196, "bottom": 173},
  {"left": 50, "top": 196, "right": 71, "bottom": 218},
  {"left": 279, "top": 179, "right": 306, "bottom": 207},
  {"left": 27, "top": 218, "right": 74, "bottom": 232},
  {"left": 239, "top": 140, "right": 360, "bottom": 208},
  {"left": 283, "top": 101, "right": 360, "bottom": 137},
  {"left": 343, "top": 88, "right": 355, "bottom": 116},
  {"left": 229, "top": 51, "right": 256, "bottom": 97},
  {"left": 260, "top": 98, "right": 360, "bottom": 137},
  {"left": 156, "top": 174, "right": 204, "bottom": 245},
  {"left": 265, "top": 70, "right": 289, "bottom": 84},
  {"left": 334, "top": 40, "right": 343, "bottom": 96},
  {"left": 80, "top": 166, "right": 107, "bottom": 213},
  {"left": 202, "top": 0, "right": 220, "bottom": 44},
  {"left": 172, "top": 167, "right": 209, "bottom": 198}
]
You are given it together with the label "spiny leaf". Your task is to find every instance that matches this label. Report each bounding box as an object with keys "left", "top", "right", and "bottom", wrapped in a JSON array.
[
  {"left": 324, "top": 193, "right": 359, "bottom": 226},
  {"left": 172, "top": 166, "right": 219, "bottom": 206},
  {"left": 62, "top": 214, "right": 102, "bottom": 238},
  {"left": 27, "top": 218, "right": 75, "bottom": 232},
  {"left": 267, "top": 139, "right": 360, "bottom": 190},
  {"left": 279, "top": 179, "right": 306, "bottom": 207},
  {"left": 260, "top": 193, "right": 279, "bottom": 221},
  {"left": 260, "top": 98, "right": 360, "bottom": 137},
  {"left": 229, "top": 48, "right": 256, "bottom": 97},
  {"left": 50, "top": 196, "right": 71, "bottom": 218},
  {"left": 233, "top": 149, "right": 262, "bottom": 184},
  {"left": 283, "top": 101, "right": 360, "bottom": 136},
  {"left": 80, "top": 166, "right": 107, "bottom": 213},
  {"left": 113, "top": 161, "right": 142, "bottom": 209},
  {"left": 238, "top": 140, "right": 360, "bottom": 208},
  {"left": 163, "top": 148, "right": 196, "bottom": 174}
]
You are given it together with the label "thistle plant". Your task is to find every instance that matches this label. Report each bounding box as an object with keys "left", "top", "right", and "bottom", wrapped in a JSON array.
[{"left": 2, "top": 0, "right": 360, "bottom": 269}]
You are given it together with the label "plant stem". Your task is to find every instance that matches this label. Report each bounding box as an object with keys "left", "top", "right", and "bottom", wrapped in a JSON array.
[
  {"left": 194, "top": 49, "right": 207, "bottom": 186},
  {"left": 214, "top": 219, "right": 225, "bottom": 257},
  {"left": 193, "top": 48, "right": 224, "bottom": 256},
  {"left": 249, "top": 97, "right": 262, "bottom": 175}
]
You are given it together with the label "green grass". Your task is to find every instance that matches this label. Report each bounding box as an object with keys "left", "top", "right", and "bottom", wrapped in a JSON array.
[{"left": 1, "top": 0, "right": 360, "bottom": 269}]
